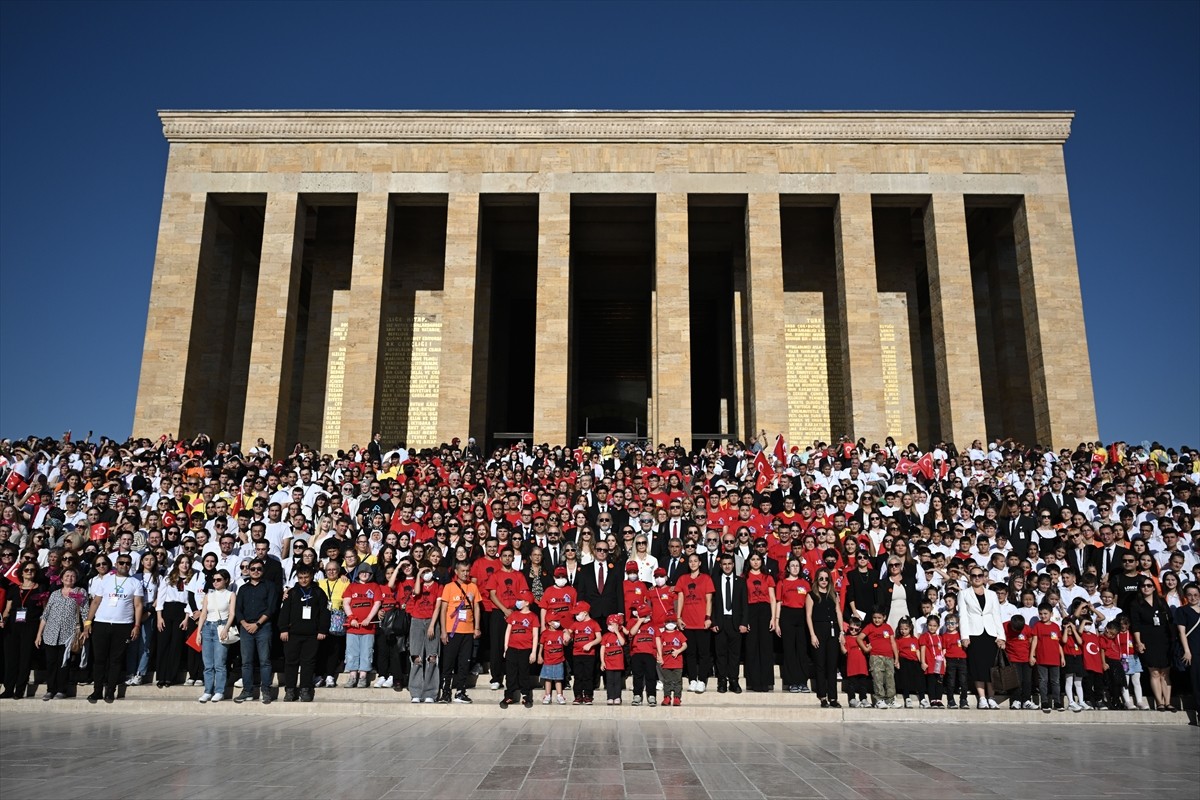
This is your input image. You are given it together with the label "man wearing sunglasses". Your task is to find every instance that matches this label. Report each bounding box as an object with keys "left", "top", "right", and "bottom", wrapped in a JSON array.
[
  {"left": 83, "top": 554, "right": 144, "bottom": 704},
  {"left": 231, "top": 558, "right": 280, "bottom": 704}
]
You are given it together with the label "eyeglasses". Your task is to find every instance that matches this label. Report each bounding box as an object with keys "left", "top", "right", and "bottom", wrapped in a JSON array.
[
  {"left": 817, "top": 577, "right": 830, "bottom": 583},
  {"left": 213, "top": 577, "right": 225, "bottom": 583},
  {"left": 594, "top": 548, "right": 607, "bottom": 554},
  {"left": 248, "top": 567, "right": 262, "bottom": 572},
  {"left": 889, "top": 563, "right": 902, "bottom": 569},
  {"left": 970, "top": 573, "right": 985, "bottom": 579}
]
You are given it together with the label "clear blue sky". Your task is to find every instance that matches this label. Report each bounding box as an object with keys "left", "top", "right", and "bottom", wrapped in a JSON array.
[{"left": 1, "top": 1, "right": 1197, "bottom": 446}]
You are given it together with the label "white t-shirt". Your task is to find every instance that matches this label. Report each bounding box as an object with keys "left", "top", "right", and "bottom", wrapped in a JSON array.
[{"left": 90, "top": 573, "right": 145, "bottom": 624}]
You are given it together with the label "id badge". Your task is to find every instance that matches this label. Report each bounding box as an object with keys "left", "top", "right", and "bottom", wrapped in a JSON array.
[
  {"left": 457, "top": 609, "right": 469, "bottom": 621},
  {"left": 109, "top": 595, "right": 119, "bottom": 607},
  {"left": 301, "top": 606, "right": 313, "bottom": 620},
  {"left": 15, "top": 609, "right": 27, "bottom": 623}
]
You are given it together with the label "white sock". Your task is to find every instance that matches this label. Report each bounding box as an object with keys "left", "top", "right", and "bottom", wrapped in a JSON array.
[
  {"left": 1131, "top": 680, "right": 1145, "bottom": 703},
  {"left": 1074, "top": 681, "right": 1086, "bottom": 704},
  {"left": 1064, "top": 675, "right": 1075, "bottom": 701}
]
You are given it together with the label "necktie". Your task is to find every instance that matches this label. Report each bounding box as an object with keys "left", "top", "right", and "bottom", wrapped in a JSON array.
[
  {"left": 725, "top": 576, "right": 733, "bottom": 615},
  {"left": 672, "top": 520, "right": 679, "bottom": 538},
  {"left": 551, "top": 546, "right": 558, "bottom": 565},
  {"left": 597, "top": 563, "right": 605, "bottom": 592}
]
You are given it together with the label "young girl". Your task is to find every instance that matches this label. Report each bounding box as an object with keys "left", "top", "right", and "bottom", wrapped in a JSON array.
[
  {"left": 918, "top": 614, "right": 945, "bottom": 708},
  {"left": 1099, "top": 621, "right": 1130, "bottom": 710},
  {"left": 539, "top": 617, "right": 568, "bottom": 705},
  {"left": 858, "top": 610, "right": 899, "bottom": 709},
  {"left": 656, "top": 617, "right": 688, "bottom": 707},
  {"left": 941, "top": 614, "right": 968, "bottom": 709},
  {"left": 1116, "top": 615, "right": 1149, "bottom": 710},
  {"left": 843, "top": 618, "right": 871, "bottom": 707},
  {"left": 627, "top": 613, "right": 658, "bottom": 706},
  {"left": 1029, "top": 603, "right": 1065, "bottom": 713},
  {"left": 601, "top": 614, "right": 627, "bottom": 705},
  {"left": 569, "top": 602, "right": 601, "bottom": 706},
  {"left": 1004, "top": 615, "right": 1034, "bottom": 709},
  {"left": 1061, "top": 599, "right": 1088, "bottom": 712},
  {"left": 894, "top": 617, "right": 922, "bottom": 708},
  {"left": 1080, "top": 617, "right": 1104, "bottom": 710}
]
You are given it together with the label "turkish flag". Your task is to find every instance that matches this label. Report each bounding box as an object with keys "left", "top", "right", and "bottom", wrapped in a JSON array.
[
  {"left": 896, "top": 458, "right": 917, "bottom": 476},
  {"left": 4, "top": 472, "right": 28, "bottom": 495},
  {"left": 773, "top": 435, "right": 786, "bottom": 465},
  {"left": 915, "top": 453, "right": 935, "bottom": 480},
  {"left": 753, "top": 450, "right": 775, "bottom": 493},
  {"left": 2, "top": 559, "right": 20, "bottom": 585},
  {"left": 89, "top": 522, "right": 110, "bottom": 542},
  {"left": 938, "top": 462, "right": 949, "bottom": 480}
]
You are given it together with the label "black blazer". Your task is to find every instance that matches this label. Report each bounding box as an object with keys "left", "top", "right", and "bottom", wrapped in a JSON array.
[
  {"left": 1064, "top": 545, "right": 1096, "bottom": 576},
  {"left": 662, "top": 554, "right": 688, "bottom": 586},
  {"left": 875, "top": 574, "right": 923, "bottom": 619},
  {"left": 579, "top": 560, "right": 624, "bottom": 620},
  {"left": 711, "top": 572, "right": 746, "bottom": 628}
]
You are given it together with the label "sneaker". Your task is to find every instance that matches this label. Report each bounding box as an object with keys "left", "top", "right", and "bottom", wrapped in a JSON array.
[
  {"left": 326, "top": 676, "right": 338, "bottom": 688},
  {"left": 848, "top": 698, "right": 860, "bottom": 708},
  {"left": 453, "top": 692, "right": 472, "bottom": 704},
  {"left": 946, "top": 698, "right": 957, "bottom": 709},
  {"left": 1042, "top": 705, "right": 1051, "bottom": 714},
  {"left": 262, "top": 691, "right": 273, "bottom": 705},
  {"left": 233, "top": 693, "right": 253, "bottom": 704},
  {"left": 500, "top": 698, "right": 511, "bottom": 709},
  {"left": 424, "top": 697, "right": 436, "bottom": 703},
  {"left": 694, "top": 681, "right": 705, "bottom": 694},
  {"left": 875, "top": 700, "right": 888, "bottom": 709},
  {"left": 41, "top": 693, "right": 53, "bottom": 701},
  {"left": 1136, "top": 699, "right": 1150, "bottom": 710},
  {"left": 986, "top": 698, "right": 999, "bottom": 710},
  {"left": 920, "top": 698, "right": 931, "bottom": 709},
  {"left": 656, "top": 681, "right": 664, "bottom": 692},
  {"left": 489, "top": 681, "right": 502, "bottom": 691},
  {"left": 382, "top": 677, "right": 393, "bottom": 688},
  {"left": 283, "top": 689, "right": 297, "bottom": 702},
  {"left": 572, "top": 697, "right": 584, "bottom": 705},
  {"left": 828, "top": 700, "right": 841, "bottom": 708},
  {"left": 1056, "top": 703, "right": 1065, "bottom": 712},
  {"left": 234, "top": 679, "right": 244, "bottom": 688},
  {"left": 411, "top": 697, "right": 421, "bottom": 703},
  {"left": 904, "top": 698, "right": 915, "bottom": 709},
  {"left": 53, "top": 693, "right": 65, "bottom": 700},
  {"left": 1080, "top": 701, "right": 1093, "bottom": 711},
  {"left": 198, "top": 693, "right": 212, "bottom": 703},
  {"left": 1021, "top": 700, "right": 1035, "bottom": 710},
  {"left": 372, "top": 676, "right": 386, "bottom": 688},
  {"left": 313, "top": 676, "right": 325, "bottom": 688},
  {"left": 891, "top": 698, "right": 903, "bottom": 709},
  {"left": 129, "top": 675, "right": 144, "bottom": 686},
  {"left": 671, "top": 697, "right": 681, "bottom": 706},
  {"left": 798, "top": 684, "right": 811, "bottom": 693},
  {"left": 584, "top": 696, "right": 594, "bottom": 706},
  {"left": 435, "top": 693, "right": 450, "bottom": 704},
  {"left": 211, "top": 693, "right": 224, "bottom": 703},
  {"left": 523, "top": 696, "right": 534, "bottom": 708},
  {"left": 647, "top": 697, "right": 656, "bottom": 707},
  {"left": 1010, "top": 702, "right": 1021, "bottom": 710},
  {"left": 555, "top": 694, "right": 566, "bottom": 705},
  {"left": 542, "top": 695, "right": 552, "bottom": 705},
  {"left": 631, "top": 696, "right": 642, "bottom": 706},
  {"left": 1068, "top": 701, "right": 1082, "bottom": 713},
  {"left": 976, "top": 697, "right": 987, "bottom": 710}
]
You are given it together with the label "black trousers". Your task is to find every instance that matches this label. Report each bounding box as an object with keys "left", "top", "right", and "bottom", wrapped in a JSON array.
[
  {"left": 488, "top": 610, "right": 507, "bottom": 683},
  {"left": 3, "top": 619, "right": 38, "bottom": 693},
  {"left": 375, "top": 631, "right": 406, "bottom": 680},
  {"left": 92, "top": 621, "right": 133, "bottom": 696},
  {"left": 631, "top": 652, "right": 657, "bottom": 697},
  {"left": 441, "top": 633, "right": 474, "bottom": 692},
  {"left": 778, "top": 606, "right": 810, "bottom": 687},
  {"left": 811, "top": 631, "right": 840, "bottom": 700},
  {"left": 44, "top": 644, "right": 71, "bottom": 695},
  {"left": 745, "top": 604, "right": 774, "bottom": 690},
  {"left": 317, "top": 634, "right": 344, "bottom": 678},
  {"left": 605, "top": 668, "right": 624, "bottom": 700},
  {"left": 157, "top": 603, "right": 188, "bottom": 684},
  {"left": 283, "top": 633, "right": 319, "bottom": 690},
  {"left": 683, "top": 629, "right": 712, "bottom": 683},
  {"left": 504, "top": 647, "right": 532, "bottom": 702},
  {"left": 713, "top": 614, "right": 742, "bottom": 683},
  {"left": 573, "top": 652, "right": 596, "bottom": 698}
]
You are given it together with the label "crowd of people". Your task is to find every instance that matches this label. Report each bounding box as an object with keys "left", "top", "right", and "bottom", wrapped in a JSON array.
[{"left": 1, "top": 430, "right": 1198, "bottom": 718}]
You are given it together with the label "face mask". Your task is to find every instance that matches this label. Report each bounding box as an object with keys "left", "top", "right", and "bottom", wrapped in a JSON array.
[
  {"left": 665, "top": 622, "right": 677, "bottom": 631},
  {"left": 422, "top": 572, "right": 433, "bottom": 582},
  {"left": 654, "top": 577, "right": 666, "bottom": 587},
  {"left": 555, "top": 577, "right": 567, "bottom": 587},
  {"left": 576, "top": 612, "right": 588, "bottom": 622},
  {"left": 549, "top": 620, "right": 560, "bottom": 629},
  {"left": 626, "top": 573, "right": 638, "bottom": 581},
  {"left": 514, "top": 600, "right": 526, "bottom": 611}
]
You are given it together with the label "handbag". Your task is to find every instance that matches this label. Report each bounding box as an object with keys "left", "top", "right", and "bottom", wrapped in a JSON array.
[
  {"left": 329, "top": 609, "right": 346, "bottom": 636},
  {"left": 990, "top": 650, "right": 1020, "bottom": 693},
  {"left": 221, "top": 622, "right": 240, "bottom": 646}
]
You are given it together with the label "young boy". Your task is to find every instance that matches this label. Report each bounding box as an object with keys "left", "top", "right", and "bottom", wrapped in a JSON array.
[
  {"left": 500, "top": 591, "right": 539, "bottom": 709},
  {"left": 918, "top": 614, "right": 945, "bottom": 708},
  {"left": 941, "top": 614, "right": 968, "bottom": 708},
  {"left": 843, "top": 618, "right": 871, "bottom": 707},
  {"left": 628, "top": 611, "right": 659, "bottom": 706},
  {"left": 569, "top": 601, "right": 601, "bottom": 706},
  {"left": 1004, "top": 615, "right": 1034, "bottom": 709},
  {"left": 601, "top": 613, "right": 627, "bottom": 705},
  {"left": 858, "top": 610, "right": 899, "bottom": 709},
  {"left": 1080, "top": 618, "right": 1104, "bottom": 711},
  {"left": 1029, "top": 603, "right": 1065, "bottom": 713},
  {"left": 1098, "top": 621, "right": 1130, "bottom": 710},
  {"left": 539, "top": 616, "right": 568, "bottom": 705},
  {"left": 656, "top": 616, "right": 687, "bottom": 707}
]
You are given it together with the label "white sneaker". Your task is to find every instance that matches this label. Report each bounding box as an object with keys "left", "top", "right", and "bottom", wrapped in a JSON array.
[
  {"left": 423, "top": 697, "right": 435, "bottom": 703},
  {"left": 489, "top": 681, "right": 502, "bottom": 691},
  {"left": 848, "top": 698, "right": 860, "bottom": 708},
  {"left": 1080, "top": 701, "right": 1093, "bottom": 711},
  {"left": 372, "top": 677, "right": 386, "bottom": 688},
  {"left": 1136, "top": 699, "right": 1150, "bottom": 710},
  {"left": 875, "top": 700, "right": 888, "bottom": 709},
  {"left": 125, "top": 676, "right": 136, "bottom": 686},
  {"left": 556, "top": 694, "right": 566, "bottom": 705},
  {"left": 542, "top": 695, "right": 552, "bottom": 705},
  {"left": 657, "top": 681, "right": 664, "bottom": 692},
  {"left": 411, "top": 697, "right": 421, "bottom": 704},
  {"left": 1023, "top": 701, "right": 1037, "bottom": 710},
  {"left": 382, "top": 677, "right": 393, "bottom": 688},
  {"left": 976, "top": 697, "right": 987, "bottom": 709},
  {"left": 197, "top": 693, "right": 212, "bottom": 703},
  {"left": 1068, "top": 701, "right": 1082, "bottom": 712},
  {"left": 891, "top": 698, "right": 903, "bottom": 709},
  {"left": 987, "top": 698, "right": 1000, "bottom": 710},
  {"left": 326, "top": 676, "right": 337, "bottom": 688},
  {"left": 904, "top": 698, "right": 914, "bottom": 709},
  {"left": 313, "top": 676, "right": 325, "bottom": 688},
  {"left": 695, "top": 681, "right": 705, "bottom": 694},
  {"left": 234, "top": 678, "right": 244, "bottom": 688},
  {"left": 211, "top": 693, "right": 224, "bottom": 703},
  {"left": 919, "top": 698, "right": 931, "bottom": 709}
]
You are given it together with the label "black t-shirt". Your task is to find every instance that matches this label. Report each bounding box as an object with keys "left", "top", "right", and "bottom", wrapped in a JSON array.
[
  {"left": 357, "top": 498, "right": 394, "bottom": 524},
  {"left": 1111, "top": 572, "right": 1143, "bottom": 612}
]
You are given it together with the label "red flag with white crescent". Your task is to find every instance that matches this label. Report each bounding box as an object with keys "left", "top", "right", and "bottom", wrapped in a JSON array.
[
  {"left": 915, "top": 453, "right": 935, "bottom": 480},
  {"left": 773, "top": 435, "right": 786, "bottom": 465}
]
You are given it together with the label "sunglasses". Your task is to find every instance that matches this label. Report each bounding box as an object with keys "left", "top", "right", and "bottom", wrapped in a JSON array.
[{"left": 248, "top": 567, "right": 262, "bottom": 572}]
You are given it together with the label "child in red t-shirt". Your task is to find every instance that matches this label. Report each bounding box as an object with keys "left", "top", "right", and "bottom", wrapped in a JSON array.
[
  {"left": 601, "top": 614, "right": 627, "bottom": 705},
  {"left": 941, "top": 614, "right": 968, "bottom": 708},
  {"left": 1080, "top": 621, "right": 1104, "bottom": 711},
  {"left": 628, "top": 614, "right": 659, "bottom": 706},
  {"left": 569, "top": 602, "right": 601, "bottom": 705},
  {"left": 656, "top": 618, "right": 688, "bottom": 706},
  {"left": 1004, "top": 615, "right": 1034, "bottom": 709},
  {"left": 858, "top": 611, "right": 899, "bottom": 708},
  {"left": 894, "top": 617, "right": 922, "bottom": 708},
  {"left": 500, "top": 592, "right": 539, "bottom": 709},
  {"left": 1061, "top": 604, "right": 1087, "bottom": 712},
  {"left": 1029, "top": 604, "right": 1065, "bottom": 712},
  {"left": 539, "top": 618, "right": 568, "bottom": 705},
  {"left": 918, "top": 615, "right": 946, "bottom": 708},
  {"left": 843, "top": 618, "right": 870, "bottom": 707},
  {"left": 1099, "top": 621, "right": 1132, "bottom": 709}
]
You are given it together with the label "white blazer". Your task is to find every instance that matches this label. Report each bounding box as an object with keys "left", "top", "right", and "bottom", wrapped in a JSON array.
[{"left": 959, "top": 588, "right": 1005, "bottom": 639}]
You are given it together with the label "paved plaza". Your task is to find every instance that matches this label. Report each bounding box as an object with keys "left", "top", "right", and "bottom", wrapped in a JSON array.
[{"left": 1, "top": 712, "right": 1195, "bottom": 800}]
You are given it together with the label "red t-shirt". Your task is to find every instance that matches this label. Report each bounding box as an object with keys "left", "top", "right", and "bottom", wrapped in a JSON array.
[
  {"left": 1099, "top": 634, "right": 1122, "bottom": 663},
  {"left": 342, "top": 581, "right": 382, "bottom": 635},
  {"left": 943, "top": 630, "right": 967, "bottom": 659},
  {"left": 745, "top": 572, "right": 775, "bottom": 606},
  {"left": 776, "top": 577, "right": 810, "bottom": 609},
  {"left": 1031, "top": 620, "right": 1063, "bottom": 666},
  {"left": 1004, "top": 622, "right": 1031, "bottom": 663},
  {"left": 1082, "top": 631, "right": 1104, "bottom": 673},
  {"left": 487, "top": 569, "right": 529, "bottom": 611},
  {"left": 919, "top": 632, "right": 944, "bottom": 674},
  {"left": 601, "top": 631, "right": 625, "bottom": 671},
  {"left": 470, "top": 558, "right": 502, "bottom": 611},
  {"left": 540, "top": 585, "right": 577, "bottom": 628},
  {"left": 844, "top": 630, "right": 868, "bottom": 676},
  {"left": 1063, "top": 626, "right": 1083, "bottom": 656},
  {"left": 406, "top": 578, "right": 439, "bottom": 620},
  {"left": 630, "top": 622, "right": 658, "bottom": 656},
  {"left": 896, "top": 635, "right": 920, "bottom": 662},
  {"left": 541, "top": 627, "right": 567, "bottom": 665},
  {"left": 658, "top": 629, "right": 686, "bottom": 669},
  {"left": 767, "top": 542, "right": 792, "bottom": 575},
  {"left": 505, "top": 609, "right": 539, "bottom": 651},
  {"left": 649, "top": 586, "right": 676, "bottom": 624},
  {"left": 623, "top": 581, "right": 651, "bottom": 618},
  {"left": 570, "top": 617, "right": 600, "bottom": 656},
  {"left": 863, "top": 622, "right": 895, "bottom": 655},
  {"left": 674, "top": 573, "right": 714, "bottom": 628}
]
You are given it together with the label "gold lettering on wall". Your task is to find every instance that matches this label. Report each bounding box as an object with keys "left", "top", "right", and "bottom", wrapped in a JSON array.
[
  {"left": 321, "top": 320, "right": 349, "bottom": 453},
  {"left": 880, "top": 322, "right": 902, "bottom": 440},
  {"left": 784, "top": 296, "right": 832, "bottom": 445},
  {"left": 379, "top": 314, "right": 442, "bottom": 445}
]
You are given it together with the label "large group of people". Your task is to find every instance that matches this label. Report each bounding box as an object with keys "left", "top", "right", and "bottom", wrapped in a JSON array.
[{"left": 1, "top": 431, "right": 1198, "bottom": 718}]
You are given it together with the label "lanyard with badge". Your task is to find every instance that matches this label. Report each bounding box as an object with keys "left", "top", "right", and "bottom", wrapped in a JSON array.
[
  {"left": 112, "top": 577, "right": 129, "bottom": 607},
  {"left": 300, "top": 587, "right": 314, "bottom": 620},
  {"left": 16, "top": 589, "right": 34, "bottom": 623}
]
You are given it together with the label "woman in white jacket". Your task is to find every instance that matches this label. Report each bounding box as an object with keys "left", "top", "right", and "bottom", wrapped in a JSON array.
[{"left": 958, "top": 567, "right": 1007, "bottom": 709}]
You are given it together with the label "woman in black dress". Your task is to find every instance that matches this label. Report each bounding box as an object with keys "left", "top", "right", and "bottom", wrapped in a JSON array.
[
  {"left": 1130, "top": 579, "right": 1173, "bottom": 710},
  {"left": 1174, "top": 582, "right": 1200, "bottom": 713}
]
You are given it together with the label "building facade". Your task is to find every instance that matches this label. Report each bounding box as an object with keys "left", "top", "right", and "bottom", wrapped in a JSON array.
[{"left": 134, "top": 110, "right": 1098, "bottom": 452}]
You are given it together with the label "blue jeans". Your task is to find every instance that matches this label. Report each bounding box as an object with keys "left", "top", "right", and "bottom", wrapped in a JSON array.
[
  {"left": 126, "top": 611, "right": 154, "bottom": 678},
  {"left": 239, "top": 622, "right": 273, "bottom": 692},
  {"left": 201, "top": 621, "right": 228, "bottom": 695},
  {"left": 345, "top": 633, "right": 374, "bottom": 672}
]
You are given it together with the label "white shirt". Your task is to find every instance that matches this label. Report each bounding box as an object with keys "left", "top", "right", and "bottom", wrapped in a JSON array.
[{"left": 90, "top": 573, "right": 145, "bottom": 624}]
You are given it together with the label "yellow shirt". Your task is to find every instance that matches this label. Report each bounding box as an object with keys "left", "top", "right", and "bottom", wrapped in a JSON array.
[{"left": 319, "top": 576, "right": 350, "bottom": 611}]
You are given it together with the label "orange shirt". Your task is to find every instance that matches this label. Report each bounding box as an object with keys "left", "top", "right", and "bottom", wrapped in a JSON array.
[{"left": 440, "top": 581, "right": 480, "bottom": 635}]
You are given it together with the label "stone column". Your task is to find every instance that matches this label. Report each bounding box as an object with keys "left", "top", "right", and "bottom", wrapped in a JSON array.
[
  {"left": 338, "top": 193, "right": 393, "bottom": 448},
  {"left": 924, "top": 194, "right": 987, "bottom": 445},
  {"left": 241, "top": 192, "right": 304, "bottom": 454},
  {"left": 133, "top": 192, "right": 209, "bottom": 439},
  {"left": 653, "top": 193, "right": 691, "bottom": 446},
  {"left": 744, "top": 194, "right": 788, "bottom": 440},
  {"left": 436, "top": 192, "right": 481, "bottom": 444},
  {"left": 834, "top": 193, "right": 885, "bottom": 442},
  {"left": 1013, "top": 193, "right": 1098, "bottom": 447},
  {"left": 533, "top": 193, "right": 571, "bottom": 444}
]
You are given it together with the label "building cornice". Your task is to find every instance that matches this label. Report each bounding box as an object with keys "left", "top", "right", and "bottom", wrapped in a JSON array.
[{"left": 158, "top": 110, "right": 1073, "bottom": 145}]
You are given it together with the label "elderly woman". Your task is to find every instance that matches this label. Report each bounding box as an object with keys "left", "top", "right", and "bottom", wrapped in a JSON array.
[{"left": 35, "top": 566, "right": 84, "bottom": 700}]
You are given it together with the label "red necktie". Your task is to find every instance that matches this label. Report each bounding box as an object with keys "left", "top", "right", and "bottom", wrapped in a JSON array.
[{"left": 597, "top": 564, "right": 604, "bottom": 592}]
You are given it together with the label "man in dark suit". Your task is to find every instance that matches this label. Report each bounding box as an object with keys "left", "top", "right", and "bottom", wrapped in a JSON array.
[
  {"left": 699, "top": 534, "right": 721, "bottom": 577},
  {"left": 661, "top": 539, "right": 687, "bottom": 585},
  {"left": 710, "top": 553, "right": 746, "bottom": 693},
  {"left": 367, "top": 433, "right": 383, "bottom": 466},
  {"left": 579, "top": 541, "right": 623, "bottom": 623},
  {"left": 1037, "top": 477, "right": 1067, "bottom": 520},
  {"left": 1064, "top": 530, "right": 1096, "bottom": 577},
  {"left": 1088, "top": 525, "right": 1124, "bottom": 580},
  {"left": 1001, "top": 499, "right": 1038, "bottom": 559}
]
